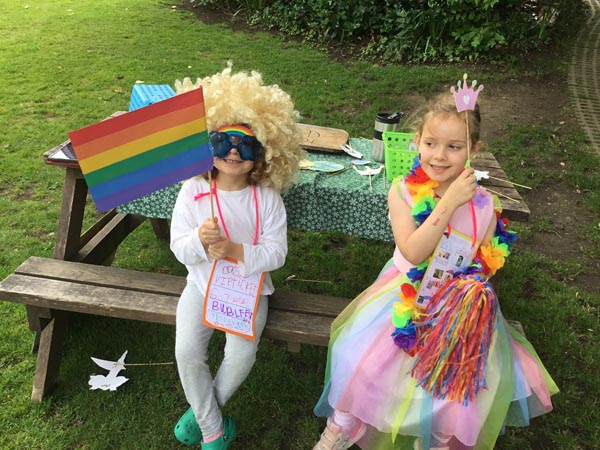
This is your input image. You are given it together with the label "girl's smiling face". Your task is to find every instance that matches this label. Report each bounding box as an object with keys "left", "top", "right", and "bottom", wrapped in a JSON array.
[
  {"left": 210, "top": 126, "right": 259, "bottom": 189},
  {"left": 213, "top": 149, "right": 255, "bottom": 178},
  {"left": 415, "top": 113, "right": 477, "bottom": 192}
]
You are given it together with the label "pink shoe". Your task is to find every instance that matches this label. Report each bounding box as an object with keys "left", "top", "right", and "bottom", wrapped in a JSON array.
[{"left": 313, "top": 420, "right": 366, "bottom": 450}]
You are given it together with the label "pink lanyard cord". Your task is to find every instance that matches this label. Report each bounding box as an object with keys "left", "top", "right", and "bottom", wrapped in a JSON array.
[
  {"left": 212, "top": 178, "right": 260, "bottom": 246},
  {"left": 469, "top": 199, "right": 477, "bottom": 247},
  {"left": 444, "top": 199, "right": 477, "bottom": 247}
]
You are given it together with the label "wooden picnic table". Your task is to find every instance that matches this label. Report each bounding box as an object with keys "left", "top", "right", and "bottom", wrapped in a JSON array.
[
  {"left": 0, "top": 128, "right": 529, "bottom": 401},
  {"left": 115, "top": 137, "right": 529, "bottom": 244},
  {"left": 44, "top": 128, "right": 529, "bottom": 261}
]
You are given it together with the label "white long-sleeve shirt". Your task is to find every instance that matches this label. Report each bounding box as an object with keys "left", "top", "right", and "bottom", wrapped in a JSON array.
[{"left": 170, "top": 177, "right": 287, "bottom": 295}]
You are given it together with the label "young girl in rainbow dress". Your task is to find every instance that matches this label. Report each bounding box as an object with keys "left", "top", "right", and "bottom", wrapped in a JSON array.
[{"left": 312, "top": 89, "right": 558, "bottom": 450}]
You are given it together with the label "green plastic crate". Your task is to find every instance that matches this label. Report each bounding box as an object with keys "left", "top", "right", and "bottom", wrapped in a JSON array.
[{"left": 383, "top": 131, "right": 418, "bottom": 181}]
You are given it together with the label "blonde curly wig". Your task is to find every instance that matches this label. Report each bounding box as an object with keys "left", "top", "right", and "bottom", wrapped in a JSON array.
[{"left": 175, "top": 63, "right": 306, "bottom": 192}]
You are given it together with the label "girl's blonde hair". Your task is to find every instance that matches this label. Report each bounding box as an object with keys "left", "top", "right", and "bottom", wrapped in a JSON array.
[
  {"left": 175, "top": 63, "right": 306, "bottom": 192},
  {"left": 408, "top": 91, "right": 482, "bottom": 148}
]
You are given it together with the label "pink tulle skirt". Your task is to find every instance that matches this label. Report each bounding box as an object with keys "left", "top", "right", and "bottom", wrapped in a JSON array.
[{"left": 314, "top": 260, "right": 558, "bottom": 450}]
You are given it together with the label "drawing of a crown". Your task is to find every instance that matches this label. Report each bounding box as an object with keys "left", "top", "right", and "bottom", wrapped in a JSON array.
[{"left": 450, "top": 73, "right": 484, "bottom": 112}]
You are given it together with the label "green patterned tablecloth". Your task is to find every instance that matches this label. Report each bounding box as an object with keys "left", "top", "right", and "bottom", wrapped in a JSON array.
[{"left": 117, "top": 138, "right": 394, "bottom": 242}]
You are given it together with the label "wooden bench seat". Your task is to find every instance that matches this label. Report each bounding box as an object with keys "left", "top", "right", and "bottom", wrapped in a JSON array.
[{"left": 0, "top": 256, "right": 350, "bottom": 401}]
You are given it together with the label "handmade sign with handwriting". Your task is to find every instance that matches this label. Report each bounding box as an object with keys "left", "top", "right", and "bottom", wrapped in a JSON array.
[{"left": 203, "top": 257, "right": 265, "bottom": 340}]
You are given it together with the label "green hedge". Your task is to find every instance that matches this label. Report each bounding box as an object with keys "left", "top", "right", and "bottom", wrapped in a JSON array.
[{"left": 190, "top": 0, "right": 588, "bottom": 62}]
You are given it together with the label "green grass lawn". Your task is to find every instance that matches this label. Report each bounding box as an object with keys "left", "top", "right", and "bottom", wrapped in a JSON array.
[{"left": 0, "top": 1, "right": 599, "bottom": 449}]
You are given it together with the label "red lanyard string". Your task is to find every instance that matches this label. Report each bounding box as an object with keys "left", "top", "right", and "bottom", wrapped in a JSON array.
[{"left": 212, "top": 178, "right": 259, "bottom": 245}]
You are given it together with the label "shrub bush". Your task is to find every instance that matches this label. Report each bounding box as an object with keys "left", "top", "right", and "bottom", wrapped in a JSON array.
[{"left": 189, "top": 0, "right": 588, "bottom": 62}]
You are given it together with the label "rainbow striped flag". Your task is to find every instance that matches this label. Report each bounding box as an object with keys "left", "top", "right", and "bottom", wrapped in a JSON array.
[{"left": 68, "top": 88, "right": 212, "bottom": 213}]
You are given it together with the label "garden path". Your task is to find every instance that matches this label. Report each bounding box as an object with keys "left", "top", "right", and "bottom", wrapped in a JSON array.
[{"left": 569, "top": 0, "right": 600, "bottom": 155}]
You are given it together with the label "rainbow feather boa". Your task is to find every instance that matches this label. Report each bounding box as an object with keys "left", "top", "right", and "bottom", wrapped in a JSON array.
[{"left": 391, "top": 160, "right": 517, "bottom": 402}]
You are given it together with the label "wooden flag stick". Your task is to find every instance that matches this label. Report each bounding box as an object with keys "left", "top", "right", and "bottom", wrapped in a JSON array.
[
  {"left": 124, "top": 362, "right": 174, "bottom": 366},
  {"left": 465, "top": 113, "right": 471, "bottom": 167},
  {"left": 484, "top": 187, "right": 521, "bottom": 203},
  {"left": 208, "top": 171, "right": 215, "bottom": 219},
  {"left": 486, "top": 175, "right": 532, "bottom": 190}
]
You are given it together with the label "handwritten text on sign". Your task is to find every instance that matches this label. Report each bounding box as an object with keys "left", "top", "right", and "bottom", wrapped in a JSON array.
[{"left": 203, "top": 257, "right": 265, "bottom": 340}]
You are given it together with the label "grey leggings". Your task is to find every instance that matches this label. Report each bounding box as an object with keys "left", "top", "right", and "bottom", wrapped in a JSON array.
[{"left": 175, "top": 280, "right": 269, "bottom": 438}]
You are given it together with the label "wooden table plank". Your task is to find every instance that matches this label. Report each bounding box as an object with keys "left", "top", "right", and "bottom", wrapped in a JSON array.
[
  {"left": 15, "top": 256, "right": 186, "bottom": 295},
  {"left": 263, "top": 310, "right": 333, "bottom": 346},
  {"left": 472, "top": 151, "right": 530, "bottom": 221},
  {"left": 0, "top": 274, "right": 179, "bottom": 325},
  {"left": 8, "top": 257, "right": 348, "bottom": 334},
  {"left": 270, "top": 290, "right": 350, "bottom": 318}
]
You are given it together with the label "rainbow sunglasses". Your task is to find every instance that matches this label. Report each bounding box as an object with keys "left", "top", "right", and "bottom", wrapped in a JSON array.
[{"left": 209, "top": 124, "right": 262, "bottom": 161}]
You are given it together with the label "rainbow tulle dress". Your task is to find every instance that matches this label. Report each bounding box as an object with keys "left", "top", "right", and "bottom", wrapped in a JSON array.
[{"left": 314, "top": 181, "right": 558, "bottom": 450}]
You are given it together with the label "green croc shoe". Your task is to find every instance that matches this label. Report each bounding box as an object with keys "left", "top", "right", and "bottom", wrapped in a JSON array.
[
  {"left": 174, "top": 406, "right": 202, "bottom": 446},
  {"left": 201, "top": 416, "right": 237, "bottom": 450}
]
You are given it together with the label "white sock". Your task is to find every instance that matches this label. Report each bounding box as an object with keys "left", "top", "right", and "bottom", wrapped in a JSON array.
[
  {"left": 432, "top": 432, "right": 451, "bottom": 445},
  {"left": 332, "top": 410, "right": 358, "bottom": 436}
]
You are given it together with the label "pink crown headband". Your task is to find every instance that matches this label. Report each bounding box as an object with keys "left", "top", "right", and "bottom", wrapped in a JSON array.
[{"left": 451, "top": 73, "right": 483, "bottom": 112}]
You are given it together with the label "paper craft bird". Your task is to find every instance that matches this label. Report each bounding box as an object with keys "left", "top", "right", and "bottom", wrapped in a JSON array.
[
  {"left": 352, "top": 165, "right": 383, "bottom": 177},
  {"left": 89, "top": 350, "right": 129, "bottom": 391},
  {"left": 353, "top": 164, "right": 384, "bottom": 190}
]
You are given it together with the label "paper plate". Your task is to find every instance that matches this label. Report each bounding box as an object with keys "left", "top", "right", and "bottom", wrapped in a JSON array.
[
  {"left": 299, "top": 159, "right": 315, "bottom": 169},
  {"left": 309, "top": 161, "right": 345, "bottom": 172}
]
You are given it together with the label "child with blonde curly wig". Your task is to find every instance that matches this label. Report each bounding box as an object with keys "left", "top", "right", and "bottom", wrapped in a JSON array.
[{"left": 170, "top": 64, "right": 305, "bottom": 449}]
